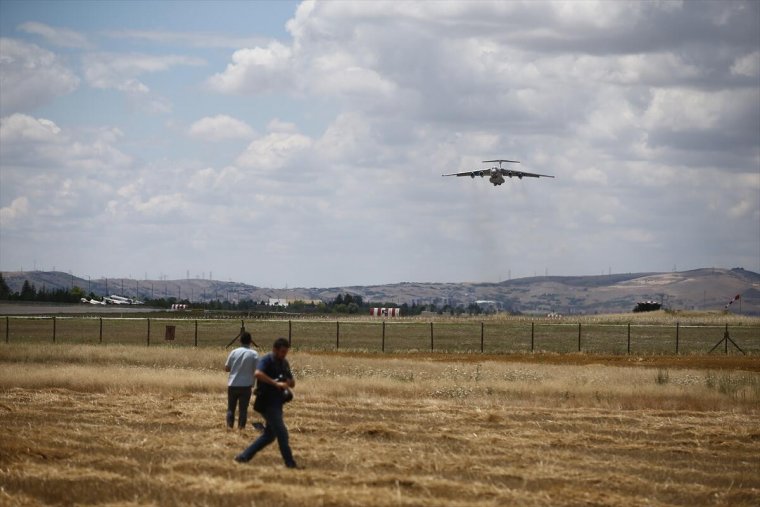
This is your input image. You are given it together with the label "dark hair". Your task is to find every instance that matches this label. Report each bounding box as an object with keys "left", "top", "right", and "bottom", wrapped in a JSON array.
[
  {"left": 273, "top": 337, "right": 290, "bottom": 349},
  {"left": 240, "top": 332, "right": 252, "bottom": 345}
]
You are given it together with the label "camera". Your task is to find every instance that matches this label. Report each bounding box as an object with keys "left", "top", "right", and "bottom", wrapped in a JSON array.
[{"left": 277, "top": 374, "right": 294, "bottom": 403}]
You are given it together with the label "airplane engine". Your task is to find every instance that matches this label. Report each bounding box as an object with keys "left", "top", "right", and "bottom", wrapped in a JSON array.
[{"left": 470, "top": 174, "right": 475, "bottom": 178}]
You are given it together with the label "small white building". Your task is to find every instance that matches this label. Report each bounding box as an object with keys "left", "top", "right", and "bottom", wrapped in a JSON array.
[{"left": 268, "top": 298, "right": 289, "bottom": 307}]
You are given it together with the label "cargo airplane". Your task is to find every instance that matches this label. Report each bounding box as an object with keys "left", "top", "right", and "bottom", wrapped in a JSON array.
[{"left": 442, "top": 160, "right": 554, "bottom": 186}]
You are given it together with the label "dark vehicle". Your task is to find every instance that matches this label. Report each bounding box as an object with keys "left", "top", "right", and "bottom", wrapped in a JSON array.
[{"left": 633, "top": 301, "right": 661, "bottom": 313}]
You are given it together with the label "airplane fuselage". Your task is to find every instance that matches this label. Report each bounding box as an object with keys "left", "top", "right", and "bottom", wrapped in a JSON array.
[{"left": 489, "top": 170, "right": 505, "bottom": 186}]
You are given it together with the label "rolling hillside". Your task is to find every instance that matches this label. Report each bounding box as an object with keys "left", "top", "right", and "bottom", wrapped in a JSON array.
[{"left": 2, "top": 268, "right": 759, "bottom": 315}]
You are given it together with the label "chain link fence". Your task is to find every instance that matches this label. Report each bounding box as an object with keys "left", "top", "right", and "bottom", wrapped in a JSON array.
[{"left": 1, "top": 316, "right": 757, "bottom": 355}]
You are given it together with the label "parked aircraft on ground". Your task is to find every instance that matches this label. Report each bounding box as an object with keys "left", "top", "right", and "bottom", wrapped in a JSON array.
[
  {"left": 80, "top": 298, "right": 106, "bottom": 305},
  {"left": 105, "top": 295, "right": 144, "bottom": 305},
  {"left": 80, "top": 295, "right": 143, "bottom": 305}
]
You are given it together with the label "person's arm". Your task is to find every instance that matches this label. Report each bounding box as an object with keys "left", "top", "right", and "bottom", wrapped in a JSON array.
[
  {"left": 255, "top": 369, "right": 288, "bottom": 390},
  {"left": 224, "top": 352, "right": 232, "bottom": 372},
  {"left": 251, "top": 355, "right": 258, "bottom": 377}
]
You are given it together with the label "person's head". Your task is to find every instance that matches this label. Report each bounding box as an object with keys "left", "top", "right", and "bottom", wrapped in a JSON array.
[
  {"left": 240, "top": 331, "right": 252, "bottom": 346},
  {"left": 272, "top": 337, "right": 290, "bottom": 360}
]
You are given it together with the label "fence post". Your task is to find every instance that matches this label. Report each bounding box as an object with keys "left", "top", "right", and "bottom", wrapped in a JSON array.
[
  {"left": 481, "top": 322, "right": 484, "bottom": 353},
  {"left": 430, "top": 322, "right": 434, "bottom": 352},
  {"left": 336, "top": 321, "right": 340, "bottom": 350},
  {"left": 194, "top": 320, "right": 198, "bottom": 347},
  {"left": 147, "top": 318, "right": 150, "bottom": 347},
  {"left": 531, "top": 322, "right": 534, "bottom": 352},
  {"left": 627, "top": 323, "right": 631, "bottom": 355},
  {"left": 577, "top": 323, "right": 581, "bottom": 352},
  {"left": 676, "top": 322, "right": 679, "bottom": 354},
  {"left": 52, "top": 316, "right": 56, "bottom": 343},
  {"left": 382, "top": 321, "right": 386, "bottom": 352},
  {"left": 99, "top": 318, "right": 103, "bottom": 344},
  {"left": 725, "top": 323, "right": 728, "bottom": 355},
  {"left": 5, "top": 316, "right": 9, "bottom": 344},
  {"left": 288, "top": 320, "right": 292, "bottom": 346}
]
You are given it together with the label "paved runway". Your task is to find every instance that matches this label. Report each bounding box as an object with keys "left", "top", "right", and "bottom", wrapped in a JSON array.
[{"left": 0, "top": 302, "right": 164, "bottom": 315}]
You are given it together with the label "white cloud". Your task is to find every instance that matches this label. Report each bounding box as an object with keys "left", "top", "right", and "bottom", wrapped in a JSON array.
[
  {"left": 728, "top": 199, "right": 753, "bottom": 219},
  {"left": 0, "top": 114, "right": 134, "bottom": 235},
  {"left": 236, "top": 126, "right": 313, "bottom": 172},
  {"left": 643, "top": 88, "right": 740, "bottom": 131},
  {"left": 187, "top": 115, "right": 255, "bottom": 141},
  {"left": 572, "top": 167, "right": 609, "bottom": 185},
  {"left": 187, "top": 166, "right": 244, "bottom": 193},
  {"left": 0, "top": 196, "right": 29, "bottom": 228},
  {"left": 0, "top": 38, "right": 79, "bottom": 114},
  {"left": 0, "top": 114, "right": 132, "bottom": 173},
  {"left": 617, "top": 228, "right": 656, "bottom": 244},
  {"left": 18, "top": 21, "right": 91, "bottom": 49},
  {"left": 207, "top": 41, "right": 294, "bottom": 94},
  {"left": 105, "top": 30, "right": 268, "bottom": 49},
  {"left": 83, "top": 53, "right": 205, "bottom": 90},
  {"left": 130, "top": 192, "right": 188, "bottom": 217},
  {"left": 731, "top": 51, "right": 760, "bottom": 77},
  {"left": 82, "top": 52, "right": 205, "bottom": 113},
  {"left": 0, "top": 113, "right": 62, "bottom": 143}
]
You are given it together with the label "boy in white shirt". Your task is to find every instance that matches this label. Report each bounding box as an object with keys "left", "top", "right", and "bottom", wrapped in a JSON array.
[{"left": 224, "top": 332, "right": 258, "bottom": 429}]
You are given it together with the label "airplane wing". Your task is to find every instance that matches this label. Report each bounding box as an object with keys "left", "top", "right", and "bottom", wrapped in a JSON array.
[
  {"left": 501, "top": 169, "right": 554, "bottom": 178},
  {"left": 441, "top": 170, "right": 489, "bottom": 177}
]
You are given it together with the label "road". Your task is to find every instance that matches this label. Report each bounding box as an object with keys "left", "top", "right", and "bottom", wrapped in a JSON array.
[{"left": 0, "top": 302, "right": 165, "bottom": 315}]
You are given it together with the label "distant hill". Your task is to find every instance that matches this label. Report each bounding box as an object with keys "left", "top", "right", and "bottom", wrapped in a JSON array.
[{"left": 2, "top": 268, "right": 759, "bottom": 315}]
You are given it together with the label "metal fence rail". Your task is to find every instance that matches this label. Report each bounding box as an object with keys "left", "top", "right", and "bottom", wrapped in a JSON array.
[{"left": 1, "top": 316, "right": 758, "bottom": 355}]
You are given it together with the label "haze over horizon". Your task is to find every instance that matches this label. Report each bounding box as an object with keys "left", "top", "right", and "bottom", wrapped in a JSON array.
[{"left": 1, "top": 1, "right": 759, "bottom": 288}]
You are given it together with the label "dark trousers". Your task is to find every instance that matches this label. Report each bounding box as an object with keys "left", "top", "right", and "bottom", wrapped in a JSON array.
[
  {"left": 226, "top": 386, "right": 252, "bottom": 429},
  {"left": 236, "top": 404, "right": 295, "bottom": 466}
]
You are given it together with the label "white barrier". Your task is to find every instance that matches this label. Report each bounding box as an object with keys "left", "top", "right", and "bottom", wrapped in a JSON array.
[{"left": 370, "top": 307, "right": 400, "bottom": 317}]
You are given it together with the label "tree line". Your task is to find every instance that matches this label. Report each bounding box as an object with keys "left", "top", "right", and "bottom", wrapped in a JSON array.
[
  {"left": 0, "top": 275, "right": 497, "bottom": 316},
  {"left": 0, "top": 274, "right": 86, "bottom": 303}
]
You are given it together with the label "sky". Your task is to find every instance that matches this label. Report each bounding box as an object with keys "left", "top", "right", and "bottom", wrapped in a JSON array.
[{"left": 0, "top": 0, "right": 758, "bottom": 288}]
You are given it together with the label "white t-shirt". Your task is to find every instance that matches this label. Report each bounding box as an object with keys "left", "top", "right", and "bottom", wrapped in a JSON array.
[{"left": 225, "top": 346, "right": 259, "bottom": 387}]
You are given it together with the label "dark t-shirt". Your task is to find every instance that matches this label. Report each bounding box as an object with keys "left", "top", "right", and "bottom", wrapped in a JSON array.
[{"left": 255, "top": 352, "right": 293, "bottom": 408}]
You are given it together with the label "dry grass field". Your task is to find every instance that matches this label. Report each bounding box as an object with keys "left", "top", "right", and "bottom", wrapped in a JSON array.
[{"left": 1, "top": 344, "right": 759, "bottom": 506}]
